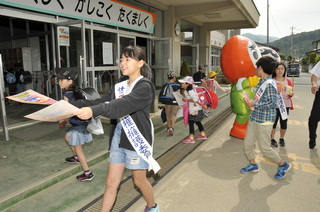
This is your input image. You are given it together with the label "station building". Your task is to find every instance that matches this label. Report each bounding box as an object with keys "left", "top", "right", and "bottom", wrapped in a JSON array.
[{"left": 0, "top": 0, "right": 259, "bottom": 132}]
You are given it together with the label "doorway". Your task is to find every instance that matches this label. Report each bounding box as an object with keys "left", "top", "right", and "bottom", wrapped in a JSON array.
[
  {"left": 150, "top": 38, "right": 172, "bottom": 89},
  {"left": 181, "top": 43, "right": 199, "bottom": 76}
]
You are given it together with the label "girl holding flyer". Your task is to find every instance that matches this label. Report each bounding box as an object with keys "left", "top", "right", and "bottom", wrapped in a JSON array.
[
  {"left": 71, "top": 46, "right": 159, "bottom": 212},
  {"left": 179, "top": 76, "right": 207, "bottom": 144},
  {"left": 270, "top": 62, "right": 294, "bottom": 147}
]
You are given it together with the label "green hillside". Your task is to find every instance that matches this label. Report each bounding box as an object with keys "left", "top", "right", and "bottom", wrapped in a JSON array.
[
  {"left": 269, "top": 29, "right": 320, "bottom": 58},
  {"left": 242, "top": 33, "right": 279, "bottom": 43},
  {"left": 243, "top": 30, "right": 320, "bottom": 58}
]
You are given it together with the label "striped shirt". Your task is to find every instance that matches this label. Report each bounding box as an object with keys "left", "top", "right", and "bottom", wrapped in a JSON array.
[{"left": 250, "top": 76, "right": 277, "bottom": 123}]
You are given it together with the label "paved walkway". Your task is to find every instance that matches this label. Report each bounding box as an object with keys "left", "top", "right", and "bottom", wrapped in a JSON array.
[
  {"left": 3, "top": 74, "right": 320, "bottom": 212},
  {"left": 0, "top": 87, "right": 231, "bottom": 211},
  {"left": 129, "top": 73, "right": 320, "bottom": 212}
]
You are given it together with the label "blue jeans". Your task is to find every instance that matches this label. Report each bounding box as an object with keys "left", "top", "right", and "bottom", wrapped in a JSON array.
[{"left": 109, "top": 123, "right": 149, "bottom": 170}]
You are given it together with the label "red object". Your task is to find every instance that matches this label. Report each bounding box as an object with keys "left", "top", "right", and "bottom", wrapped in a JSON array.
[
  {"left": 194, "top": 87, "right": 219, "bottom": 109},
  {"left": 230, "top": 121, "right": 248, "bottom": 139}
]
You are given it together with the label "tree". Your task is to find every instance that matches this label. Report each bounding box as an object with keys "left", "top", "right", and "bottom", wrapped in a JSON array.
[
  {"left": 180, "top": 60, "right": 190, "bottom": 77},
  {"left": 287, "top": 55, "right": 293, "bottom": 62},
  {"left": 315, "top": 55, "right": 320, "bottom": 64},
  {"left": 301, "top": 57, "right": 307, "bottom": 65},
  {"left": 309, "top": 52, "right": 317, "bottom": 64}
]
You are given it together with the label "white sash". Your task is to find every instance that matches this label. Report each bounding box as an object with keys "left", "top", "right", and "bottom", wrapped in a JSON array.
[
  {"left": 115, "top": 80, "right": 161, "bottom": 173},
  {"left": 254, "top": 79, "right": 288, "bottom": 120}
]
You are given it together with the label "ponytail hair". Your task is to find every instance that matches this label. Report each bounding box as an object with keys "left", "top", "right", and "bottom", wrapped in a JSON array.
[
  {"left": 120, "top": 45, "right": 153, "bottom": 81},
  {"left": 141, "top": 63, "right": 152, "bottom": 81}
]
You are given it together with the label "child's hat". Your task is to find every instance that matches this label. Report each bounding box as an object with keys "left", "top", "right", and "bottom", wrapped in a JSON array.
[
  {"left": 167, "top": 71, "right": 177, "bottom": 78},
  {"left": 178, "top": 76, "right": 194, "bottom": 84},
  {"left": 55, "top": 68, "right": 78, "bottom": 80},
  {"left": 209, "top": 71, "right": 218, "bottom": 78}
]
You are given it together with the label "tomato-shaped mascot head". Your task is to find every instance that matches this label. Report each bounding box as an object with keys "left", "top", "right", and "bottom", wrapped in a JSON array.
[
  {"left": 220, "top": 35, "right": 261, "bottom": 83},
  {"left": 259, "top": 46, "right": 281, "bottom": 62}
]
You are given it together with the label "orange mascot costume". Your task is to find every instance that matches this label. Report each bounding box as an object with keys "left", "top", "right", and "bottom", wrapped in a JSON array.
[{"left": 220, "top": 35, "right": 261, "bottom": 139}]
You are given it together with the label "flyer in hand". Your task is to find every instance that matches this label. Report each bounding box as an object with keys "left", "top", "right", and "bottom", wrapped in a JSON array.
[
  {"left": 242, "top": 91, "right": 254, "bottom": 110},
  {"left": 276, "top": 83, "right": 293, "bottom": 95},
  {"left": 24, "top": 100, "right": 80, "bottom": 122},
  {"left": 6, "top": 89, "right": 57, "bottom": 105},
  {"left": 172, "top": 91, "right": 185, "bottom": 106}
]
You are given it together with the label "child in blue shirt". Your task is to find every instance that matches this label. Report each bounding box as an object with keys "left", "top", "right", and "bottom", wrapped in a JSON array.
[{"left": 57, "top": 69, "right": 94, "bottom": 182}]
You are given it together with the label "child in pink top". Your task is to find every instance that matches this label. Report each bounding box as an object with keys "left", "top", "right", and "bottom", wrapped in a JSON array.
[
  {"left": 271, "top": 62, "right": 294, "bottom": 147},
  {"left": 206, "top": 71, "right": 229, "bottom": 93}
]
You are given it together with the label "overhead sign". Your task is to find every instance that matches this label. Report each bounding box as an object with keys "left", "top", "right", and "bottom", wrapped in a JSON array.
[{"left": 0, "top": 0, "right": 156, "bottom": 34}]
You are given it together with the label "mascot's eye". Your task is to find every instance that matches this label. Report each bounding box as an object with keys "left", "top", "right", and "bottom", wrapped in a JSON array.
[
  {"left": 259, "top": 46, "right": 280, "bottom": 62},
  {"left": 271, "top": 52, "right": 279, "bottom": 59},
  {"left": 252, "top": 51, "right": 259, "bottom": 60},
  {"left": 247, "top": 39, "right": 261, "bottom": 64}
]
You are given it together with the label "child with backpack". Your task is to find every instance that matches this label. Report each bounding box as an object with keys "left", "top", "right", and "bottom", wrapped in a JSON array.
[
  {"left": 158, "top": 71, "right": 180, "bottom": 135},
  {"left": 57, "top": 69, "right": 94, "bottom": 182},
  {"left": 179, "top": 76, "right": 207, "bottom": 144},
  {"left": 206, "top": 71, "right": 230, "bottom": 94},
  {"left": 202, "top": 71, "right": 229, "bottom": 116}
]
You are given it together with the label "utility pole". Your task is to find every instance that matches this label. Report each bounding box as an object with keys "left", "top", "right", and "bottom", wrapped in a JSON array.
[
  {"left": 290, "top": 26, "right": 295, "bottom": 58},
  {"left": 267, "top": 0, "right": 269, "bottom": 46}
]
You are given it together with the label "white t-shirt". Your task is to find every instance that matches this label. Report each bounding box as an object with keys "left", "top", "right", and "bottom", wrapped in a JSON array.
[
  {"left": 309, "top": 62, "right": 320, "bottom": 86},
  {"left": 125, "top": 75, "right": 143, "bottom": 95},
  {"left": 184, "top": 89, "right": 202, "bottom": 115}
]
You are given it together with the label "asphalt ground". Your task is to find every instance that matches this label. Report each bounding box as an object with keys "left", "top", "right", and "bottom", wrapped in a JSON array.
[{"left": 129, "top": 72, "right": 320, "bottom": 212}]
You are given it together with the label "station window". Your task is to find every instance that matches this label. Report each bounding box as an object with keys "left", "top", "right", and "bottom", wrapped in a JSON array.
[{"left": 93, "top": 30, "right": 117, "bottom": 67}]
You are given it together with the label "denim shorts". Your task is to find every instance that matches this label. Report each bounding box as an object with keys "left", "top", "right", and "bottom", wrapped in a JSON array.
[
  {"left": 109, "top": 123, "right": 149, "bottom": 170},
  {"left": 66, "top": 124, "right": 92, "bottom": 146}
]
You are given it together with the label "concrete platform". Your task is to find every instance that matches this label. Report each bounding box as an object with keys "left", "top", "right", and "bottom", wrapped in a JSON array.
[
  {"left": 0, "top": 87, "right": 231, "bottom": 211},
  {"left": 129, "top": 73, "right": 320, "bottom": 212}
]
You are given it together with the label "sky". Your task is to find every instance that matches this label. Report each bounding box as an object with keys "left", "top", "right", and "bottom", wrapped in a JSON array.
[{"left": 241, "top": 0, "right": 320, "bottom": 39}]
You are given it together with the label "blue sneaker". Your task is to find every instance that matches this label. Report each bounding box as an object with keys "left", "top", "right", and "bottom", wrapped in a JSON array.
[
  {"left": 144, "top": 203, "right": 159, "bottom": 212},
  {"left": 274, "top": 162, "right": 291, "bottom": 179},
  {"left": 240, "top": 163, "right": 259, "bottom": 173}
]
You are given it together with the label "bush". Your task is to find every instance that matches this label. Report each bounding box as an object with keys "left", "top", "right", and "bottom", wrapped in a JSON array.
[
  {"left": 180, "top": 60, "right": 190, "bottom": 77},
  {"left": 315, "top": 55, "right": 320, "bottom": 64}
]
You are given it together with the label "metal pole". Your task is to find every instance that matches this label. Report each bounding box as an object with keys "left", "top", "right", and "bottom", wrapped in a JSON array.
[
  {"left": 81, "top": 19, "right": 87, "bottom": 88},
  {"left": 267, "top": 0, "right": 269, "bottom": 46},
  {"left": 0, "top": 54, "right": 9, "bottom": 141},
  {"left": 290, "top": 26, "right": 295, "bottom": 58}
]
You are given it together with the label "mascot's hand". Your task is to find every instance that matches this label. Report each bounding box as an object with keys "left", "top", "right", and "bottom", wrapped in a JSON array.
[
  {"left": 248, "top": 76, "right": 260, "bottom": 88},
  {"left": 236, "top": 78, "right": 247, "bottom": 91}
]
